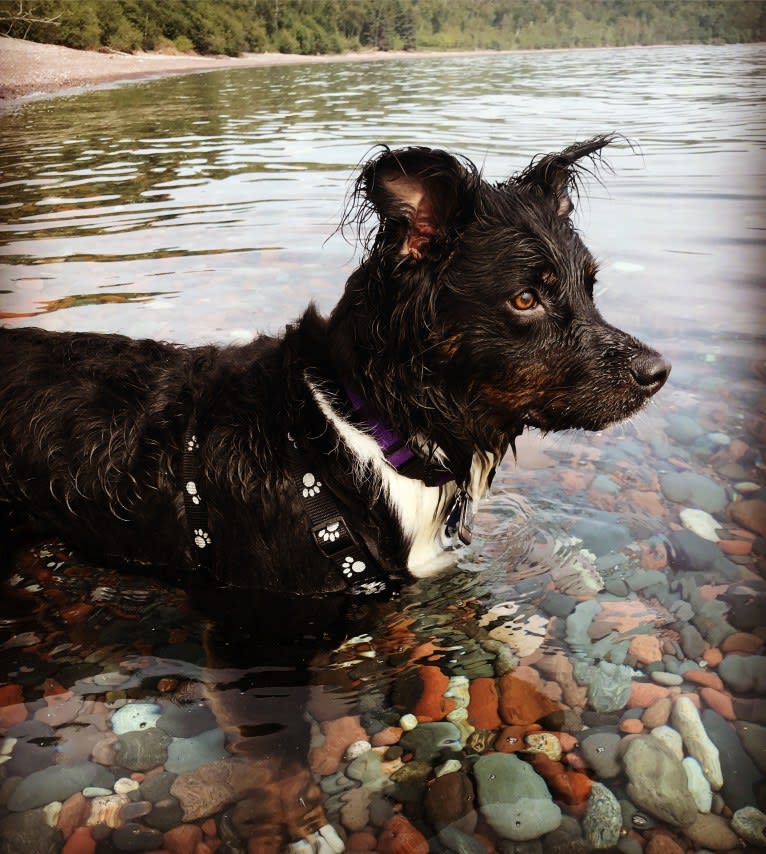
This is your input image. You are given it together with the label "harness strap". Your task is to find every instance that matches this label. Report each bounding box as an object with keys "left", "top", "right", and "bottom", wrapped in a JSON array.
[
  {"left": 286, "top": 440, "right": 389, "bottom": 596},
  {"left": 181, "top": 420, "right": 214, "bottom": 573}
]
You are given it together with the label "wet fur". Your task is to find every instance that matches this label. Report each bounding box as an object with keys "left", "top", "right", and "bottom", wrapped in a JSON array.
[{"left": 0, "top": 136, "right": 669, "bottom": 593}]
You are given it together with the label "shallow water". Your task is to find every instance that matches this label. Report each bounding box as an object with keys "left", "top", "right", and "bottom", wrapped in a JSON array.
[{"left": 1, "top": 44, "right": 765, "bottom": 853}]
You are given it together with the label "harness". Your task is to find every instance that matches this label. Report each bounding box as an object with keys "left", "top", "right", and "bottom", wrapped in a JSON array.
[{"left": 180, "top": 386, "right": 471, "bottom": 594}]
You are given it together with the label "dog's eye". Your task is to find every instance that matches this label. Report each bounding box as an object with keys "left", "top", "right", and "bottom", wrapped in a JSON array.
[{"left": 510, "top": 290, "right": 539, "bottom": 311}]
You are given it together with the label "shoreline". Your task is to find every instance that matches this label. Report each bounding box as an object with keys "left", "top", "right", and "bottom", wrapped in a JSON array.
[{"left": 0, "top": 36, "right": 737, "bottom": 107}]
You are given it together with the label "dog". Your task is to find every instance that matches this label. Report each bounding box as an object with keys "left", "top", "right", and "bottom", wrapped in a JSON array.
[{"left": 0, "top": 136, "right": 670, "bottom": 596}]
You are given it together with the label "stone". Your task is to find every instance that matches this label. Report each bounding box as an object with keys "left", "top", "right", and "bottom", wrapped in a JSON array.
[
  {"left": 7, "top": 762, "right": 114, "bottom": 812},
  {"left": 309, "top": 716, "right": 367, "bottom": 776},
  {"left": 622, "top": 736, "right": 698, "bottom": 827},
  {"left": 582, "top": 782, "right": 622, "bottom": 849},
  {"left": 57, "top": 791, "right": 91, "bottom": 838},
  {"left": 650, "top": 671, "right": 682, "bottom": 687},
  {"left": 683, "top": 669, "right": 724, "bottom": 690},
  {"left": 660, "top": 472, "right": 727, "bottom": 513},
  {"left": 111, "top": 822, "right": 164, "bottom": 851},
  {"left": 344, "top": 739, "right": 371, "bottom": 761},
  {"left": 701, "top": 708, "right": 762, "bottom": 813},
  {"left": 731, "top": 806, "right": 766, "bottom": 847},
  {"left": 629, "top": 635, "right": 662, "bottom": 665},
  {"left": 641, "top": 696, "right": 673, "bottom": 729},
  {"left": 650, "top": 724, "right": 684, "bottom": 760},
  {"left": 170, "top": 758, "right": 270, "bottom": 821},
  {"left": 377, "top": 815, "right": 428, "bottom": 854},
  {"left": 679, "top": 508, "right": 721, "bottom": 541},
  {"left": 340, "top": 785, "right": 370, "bottom": 832},
  {"left": 424, "top": 771, "right": 477, "bottom": 835},
  {"left": 467, "top": 677, "right": 501, "bottom": 730},
  {"left": 580, "top": 729, "right": 622, "bottom": 778},
  {"left": 728, "top": 498, "right": 766, "bottom": 537},
  {"left": 683, "top": 813, "right": 740, "bottom": 851},
  {"left": 665, "top": 414, "right": 704, "bottom": 444},
  {"left": 668, "top": 530, "right": 738, "bottom": 579},
  {"left": 699, "top": 687, "right": 735, "bottom": 721},
  {"left": 671, "top": 696, "right": 723, "bottom": 790},
  {"left": 679, "top": 624, "right": 708, "bottom": 661},
  {"left": 571, "top": 514, "right": 632, "bottom": 556},
  {"left": 682, "top": 756, "right": 713, "bottom": 812},
  {"left": 165, "top": 727, "right": 227, "bottom": 773},
  {"left": 0, "top": 808, "right": 62, "bottom": 854},
  {"left": 498, "top": 672, "right": 559, "bottom": 725},
  {"left": 115, "top": 728, "right": 171, "bottom": 771},
  {"left": 645, "top": 835, "right": 685, "bottom": 854},
  {"left": 139, "top": 770, "right": 176, "bottom": 803},
  {"left": 474, "top": 753, "right": 561, "bottom": 840},
  {"left": 110, "top": 703, "right": 162, "bottom": 735},
  {"left": 162, "top": 823, "right": 203, "bottom": 854},
  {"left": 399, "top": 721, "right": 461, "bottom": 764},
  {"left": 735, "top": 720, "right": 766, "bottom": 775},
  {"left": 524, "top": 732, "right": 562, "bottom": 761},
  {"left": 584, "top": 661, "right": 634, "bottom": 713},
  {"left": 156, "top": 701, "right": 217, "bottom": 738},
  {"left": 346, "top": 750, "right": 390, "bottom": 793},
  {"left": 87, "top": 794, "right": 129, "bottom": 828},
  {"left": 61, "top": 826, "right": 96, "bottom": 854},
  {"left": 720, "top": 631, "right": 763, "bottom": 655},
  {"left": 718, "top": 654, "right": 766, "bottom": 694}
]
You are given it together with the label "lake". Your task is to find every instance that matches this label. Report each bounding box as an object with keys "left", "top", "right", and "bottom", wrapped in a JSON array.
[{"left": 0, "top": 43, "right": 765, "bottom": 853}]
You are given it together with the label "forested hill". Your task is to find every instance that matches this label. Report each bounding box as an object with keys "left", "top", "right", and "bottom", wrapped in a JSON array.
[{"left": 1, "top": 0, "right": 763, "bottom": 56}]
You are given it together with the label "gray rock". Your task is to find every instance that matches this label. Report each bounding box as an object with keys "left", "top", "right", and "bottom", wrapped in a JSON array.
[
  {"left": 731, "top": 806, "right": 766, "bottom": 847},
  {"left": 156, "top": 700, "right": 217, "bottom": 738},
  {"left": 718, "top": 654, "right": 766, "bottom": 694},
  {"left": 541, "top": 815, "right": 590, "bottom": 854},
  {"left": 0, "top": 808, "right": 62, "bottom": 854},
  {"left": 6, "top": 761, "right": 114, "bottom": 812},
  {"left": 679, "top": 622, "right": 710, "bottom": 660},
  {"left": 626, "top": 570, "right": 668, "bottom": 593},
  {"left": 165, "top": 727, "right": 227, "bottom": 774},
  {"left": 115, "top": 728, "right": 171, "bottom": 771},
  {"left": 585, "top": 661, "right": 634, "bottom": 713},
  {"left": 660, "top": 472, "right": 727, "bottom": 513},
  {"left": 112, "top": 822, "right": 165, "bottom": 851},
  {"left": 138, "top": 770, "right": 176, "bottom": 803},
  {"left": 701, "top": 709, "right": 762, "bottom": 812},
  {"left": 735, "top": 720, "right": 766, "bottom": 775},
  {"left": 623, "top": 736, "right": 698, "bottom": 827},
  {"left": 571, "top": 514, "right": 632, "bottom": 556},
  {"left": 668, "top": 530, "right": 738, "bottom": 579},
  {"left": 580, "top": 729, "right": 622, "bottom": 778},
  {"left": 399, "top": 721, "right": 462, "bottom": 764},
  {"left": 665, "top": 414, "right": 705, "bottom": 445},
  {"left": 582, "top": 782, "right": 622, "bottom": 849},
  {"left": 540, "top": 591, "right": 577, "bottom": 619}
]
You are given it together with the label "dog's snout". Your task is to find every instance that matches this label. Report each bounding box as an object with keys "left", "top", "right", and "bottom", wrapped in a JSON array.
[{"left": 630, "top": 352, "right": 672, "bottom": 392}]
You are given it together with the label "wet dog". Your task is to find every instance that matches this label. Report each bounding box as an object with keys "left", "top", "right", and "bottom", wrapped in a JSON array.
[{"left": 0, "top": 137, "right": 670, "bottom": 595}]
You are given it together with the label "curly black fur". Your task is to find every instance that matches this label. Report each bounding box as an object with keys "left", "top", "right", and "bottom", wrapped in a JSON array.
[{"left": 0, "top": 137, "right": 670, "bottom": 594}]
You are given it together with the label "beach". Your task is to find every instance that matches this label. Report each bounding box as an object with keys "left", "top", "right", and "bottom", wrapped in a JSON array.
[{"left": 0, "top": 35, "right": 491, "bottom": 104}]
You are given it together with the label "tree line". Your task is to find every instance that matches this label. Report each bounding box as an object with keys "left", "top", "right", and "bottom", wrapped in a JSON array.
[{"left": 1, "top": 0, "right": 763, "bottom": 56}]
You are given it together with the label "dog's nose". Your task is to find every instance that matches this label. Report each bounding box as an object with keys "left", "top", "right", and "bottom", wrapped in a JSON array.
[{"left": 630, "top": 352, "right": 672, "bottom": 392}]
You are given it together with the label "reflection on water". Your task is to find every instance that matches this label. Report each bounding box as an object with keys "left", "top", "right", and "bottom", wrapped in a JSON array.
[{"left": 0, "top": 43, "right": 765, "bottom": 854}]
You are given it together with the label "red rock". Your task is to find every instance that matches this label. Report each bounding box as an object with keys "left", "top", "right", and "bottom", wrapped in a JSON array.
[
  {"left": 61, "top": 827, "right": 96, "bottom": 854},
  {"left": 629, "top": 635, "right": 662, "bottom": 665},
  {"left": 718, "top": 539, "right": 752, "bottom": 556},
  {"left": 720, "top": 631, "right": 763, "bottom": 655},
  {"left": 645, "top": 831, "right": 685, "bottom": 854},
  {"left": 309, "top": 715, "right": 368, "bottom": 775},
  {"left": 164, "top": 824, "right": 203, "bottom": 854},
  {"left": 702, "top": 646, "right": 723, "bottom": 667},
  {"left": 412, "top": 665, "right": 454, "bottom": 722},
  {"left": 683, "top": 669, "right": 724, "bottom": 690},
  {"left": 529, "top": 753, "right": 592, "bottom": 805},
  {"left": 0, "top": 683, "right": 23, "bottom": 707},
  {"left": 699, "top": 687, "right": 736, "bottom": 721},
  {"left": 467, "top": 677, "right": 501, "bottom": 730},
  {"left": 377, "top": 815, "right": 428, "bottom": 854},
  {"left": 728, "top": 498, "right": 766, "bottom": 537},
  {"left": 630, "top": 491, "right": 668, "bottom": 519},
  {"left": 57, "top": 792, "right": 91, "bottom": 839},
  {"left": 201, "top": 820, "right": 217, "bottom": 839},
  {"left": 619, "top": 718, "right": 644, "bottom": 734},
  {"left": 641, "top": 696, "right": 672, "bottom": 729},
  {"left": 0, "top": 683, "right": 27, "bottom": 728},
  {"left": 371, "top": 726, "right": 402, "bottom": 747},
  {"left": 348, "top": 831, "right": 378, "bottom": 851},
  {"left": 498, "top": 672, "right": 559, "bottom": 725},
  {"left": 556, "top": 732, "right": 578, "bottom": 753},
  {"left": 495, "top": 725, "right": 526, "bottom": 753},
  {"left": 628, "top": 682, "right": 670, "bottom": 709}
]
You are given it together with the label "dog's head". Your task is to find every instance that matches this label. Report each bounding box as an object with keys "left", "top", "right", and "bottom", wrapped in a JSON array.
[{"left": 330, "top": 137, "right": 670, "bottom": 459}]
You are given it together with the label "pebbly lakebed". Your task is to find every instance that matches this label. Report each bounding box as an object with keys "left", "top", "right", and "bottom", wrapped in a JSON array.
[{"left": 1, "top": 43, "right": 765, "bottom": 854}]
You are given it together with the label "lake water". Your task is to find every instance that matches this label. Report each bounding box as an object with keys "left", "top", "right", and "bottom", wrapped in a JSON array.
[{"left": 0, "top": 44, "right": 765, "bottom": 853}]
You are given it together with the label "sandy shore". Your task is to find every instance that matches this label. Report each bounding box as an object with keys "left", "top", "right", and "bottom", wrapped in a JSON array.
[{"left": 0, "top": 35, "right": 497, "bottom": 104}]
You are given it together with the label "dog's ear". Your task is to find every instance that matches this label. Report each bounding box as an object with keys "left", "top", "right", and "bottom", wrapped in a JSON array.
[
  {"left": 357, "top": 147, "right": 478, "bottom": 260},
  {"left": 513, "top": 135, "right": 615, "bottom": 217}
]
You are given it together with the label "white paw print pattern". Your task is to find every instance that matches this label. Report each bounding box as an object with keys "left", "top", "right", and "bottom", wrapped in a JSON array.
[
  {"left": 358, "top": 580, "right": 386, "bottom": 595},
  {"left": 302, "top": 472, "right": 322, "bottom": 498},
  {"left": 186, "top": 434, "right": 199, "bottom": 452},
  {"left": 341, "top": 555, "right": 366, "bottom": 577},
  {"left": 185, "top": 480, "right": 201, "bottom": 505},
  {"left": 193, "top": 529, "right": 211, "bottom": 549},
  {"left": 317, "top": 522, "right": 340, "bottom": 543}
]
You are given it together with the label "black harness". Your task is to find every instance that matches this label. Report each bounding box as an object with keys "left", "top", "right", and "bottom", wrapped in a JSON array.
[{"left": 180, "top": 387, "right": 471, "bottom": 594}]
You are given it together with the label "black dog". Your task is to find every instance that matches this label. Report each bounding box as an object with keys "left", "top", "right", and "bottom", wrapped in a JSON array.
[{"left": 0, "top": 137, "right": 670, "bottom": 594}]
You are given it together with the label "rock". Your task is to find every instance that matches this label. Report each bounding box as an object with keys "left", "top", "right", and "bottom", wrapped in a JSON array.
[
  {"left": 682, "top": 756, "right": 712, "bottom": 812},
  {"left": 61, "top": 826, "right": 96, "bottom": 854},
  {"left": 668, "top": 530, "right": 738, "bottom": 579},
  {"left": 156, "top": 701, "right": 217, "bottom": 738},
  {"left": 718, "top": 654, "right": 766, "bottom": 694},
  {"left": 498, "top": 672, "right": 559, "bottom": 725},
  {"left": 170, "top": 758, "right": 270, "bottom": 821},
  {"left": 701, "top": 708, "right": 762, "bottom": 812},
  {"left": 582, "top": 661, "right": 634, "bottom": 713},
  {"left": 731, "top": 806, "right": 766, "bottom": 847},
  {"left": 309, "top": 715, "right": 368, "bottom": 776},
  {"left": 728, "top": 498, "right": 766, "bottom": 537},
  {"left": 529, "top": 754, "right": 592, "bottom": 806},
  {"left": 474, "top": 753, "right": 562, "bottom": 841},
  {"left": 582, "top": 782, "right": 622, "bottom": 849},
  {"left": 111, "top": 823, "right": 164, "bottom": 852},
  {"left": 650, "top": 725, "right": 684, "bottom": 760},
  {"left": 641, "top": 696, "right": 673, "bottom": 729},
  {"left": 162, "top": 824, "right": 203, "bottom": 854},
  {"left": 377, "top": 815, "right": 428, "bottom": 854},
  {"left": 115, "top": 728, "right": 171, "bottom": 771},
  {"left": 660, "top": 472, "right": 727, "bottom": 513},
  {"left": 735, "top": 720, "right": 766, "bottom": 775},
  {"left": 580, "top": 729, "right": 622, "bottom": 778},
  {"left": 720, "top": 631, "right": 763, "bottom": 655},
  {"left": 7, "top": 762, "right": 114, "bottom": 812},
  {"left": 665, "top": 414, "right": 704, "bottom": 445},
  {"left": 346, "top": 750, "right": 390, "bottom": 793},
  {"left": 541, "top": 815, "right": 590, "bottom": 854},
  {"left": 57, "top": 791, "right": 90, "bottom": 838},
  {"left": 650, "top": 671, "right": 682, "bottom": 687},
  {"left": 628, "top": 635, "right": 662, "bottom": 665},
  {"left": 679, "top": 508, "right": 721, "bottom": 541},
  {"left": 110, "top": 703, "right": 162, "bottom": 735},
  {"left": 678, "top": 624, "right": 708, "bottom": 660},
  {"left": 340, "top": 786, "right": 370, "bottom": 832},
  {"left": 572, "top": 514, "right": 632, "bottom": 556},
  {"left": 622, "top": 736, "right": 698, "bottom": 827},
  {"left": 399, "top": 713, "right": 418, "bottom": 731},
  {"left": 344, "top": 739, "right": 371, "bottom": 761},
  {"left": 87, "top": 794, "right": 129, "bottom": 828},
  {"left": 399, "top": 721, "right": 461, "bottom": 764},
  {"left": 390, "top": 760, "right": 431, "bottom": 803},
  {"left": 644, "top": 835, "right": 685, "bottom": 854},
  {"left": 467, "top": 677, "right": 501, "bottom": 730},
  {"left": 114, "top": 777, "right": 140, "bottom": 796},
  {"left": 0, "top": 808, "right": 62, "bottom": 854},
  {"left": 683, "top": 812, "right": 740, "bottom": 851},
  {"left": 524, "top": 732, "right": 562, "bottom": 761},
  {"left": 424, "top": 771, "right": 477, "bottom": 834},
  {"left": 540, "top": 591, "right": 577, "bottom": 618},
  {"left": 699, "top": 687, "right": 735, "bottom": 721},
  {"left": 671, "top": 696, "right": 723, "bottom": 790},
  {"left": 139, "top": 770, "right": 176, "bottom": 803},
  {"left": 165, "top": 727, "right": 227, "bottom": 773}
]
